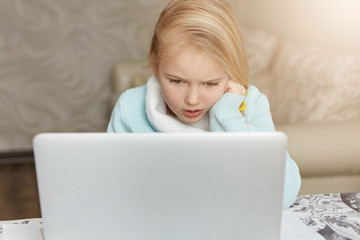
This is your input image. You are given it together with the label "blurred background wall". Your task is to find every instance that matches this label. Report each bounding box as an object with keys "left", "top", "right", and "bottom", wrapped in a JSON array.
[
  {"left": 0, "top": 0, "right": 169, "bottom": 152},
  {"left": 0, "top": 0, "right": 359, "bottom": 153},
  {"left": 235, "top": 0, "right": 360, "bottom": 52}
]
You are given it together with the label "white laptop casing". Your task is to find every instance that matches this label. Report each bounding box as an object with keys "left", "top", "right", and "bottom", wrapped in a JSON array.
[{"left": 34, "top": 132, "right": 286, "bottom": 240}]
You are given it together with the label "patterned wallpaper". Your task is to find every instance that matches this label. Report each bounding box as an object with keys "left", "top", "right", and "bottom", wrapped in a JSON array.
[{"left": 0, "top": 0, "right": 168, "bottom": 151}]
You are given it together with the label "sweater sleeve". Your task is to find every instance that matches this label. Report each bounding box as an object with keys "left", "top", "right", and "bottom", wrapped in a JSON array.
[
  {"left": 209, "top": 88, "right": 301, "bottom": 209},
  {"left": 107, "top": 93, "right": 129, "bottom": 133},
  {"left": 283, "top": 152, "right": 302, "bottom": 209},
  {"left": 209, "top": 92, "right": 272, "bottom": 132}
]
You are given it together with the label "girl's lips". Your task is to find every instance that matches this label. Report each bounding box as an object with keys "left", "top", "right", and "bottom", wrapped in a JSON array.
[{"left": 183, "top": 110, "right": 202, "bottom": 118}]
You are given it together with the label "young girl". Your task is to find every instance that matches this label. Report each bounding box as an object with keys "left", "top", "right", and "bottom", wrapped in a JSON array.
[{"left": 107, "top": 0, "right": 301, "bottom": 209}]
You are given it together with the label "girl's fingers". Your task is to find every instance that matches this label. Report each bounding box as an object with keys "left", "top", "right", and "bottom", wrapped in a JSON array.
[{"left": 227, "top": 80, "right": 246, "bottom": 95}]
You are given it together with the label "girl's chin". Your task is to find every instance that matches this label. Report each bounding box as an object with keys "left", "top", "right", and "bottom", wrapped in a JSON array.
[{"left": 182, "top": 118, "right": 202, "bottom": 124}]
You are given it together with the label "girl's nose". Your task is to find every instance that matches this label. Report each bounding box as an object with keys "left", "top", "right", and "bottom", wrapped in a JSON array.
[{"left": 185, "top": 87, "right": 200, "bottom": 106}]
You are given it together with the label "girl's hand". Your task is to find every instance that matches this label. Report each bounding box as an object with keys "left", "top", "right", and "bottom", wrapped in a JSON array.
[{"left": 226, "top": 80, "right": 247, "bottom": 95}]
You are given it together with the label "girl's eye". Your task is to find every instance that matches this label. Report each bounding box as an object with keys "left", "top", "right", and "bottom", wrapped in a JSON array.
[
  {"left": 170, "top": 79, "right": 183, "bottom": 85},
  {"left": 205, "top": 82, "right": 218, "bottom": 87}
]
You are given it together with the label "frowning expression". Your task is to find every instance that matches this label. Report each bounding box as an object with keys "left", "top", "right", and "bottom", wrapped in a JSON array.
[{"left": 153, "top": 43, "right": 229, "bottom": 124}]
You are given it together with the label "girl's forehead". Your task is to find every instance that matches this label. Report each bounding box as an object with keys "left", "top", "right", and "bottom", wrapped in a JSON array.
[{"left": 159, "top": 43, "right": 217, "bottom": 69}]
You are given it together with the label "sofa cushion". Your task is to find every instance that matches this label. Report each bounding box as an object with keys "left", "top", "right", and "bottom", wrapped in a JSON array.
[
  {"left": 277, "top": 122, "right": 360, "bottom": 178},
  {"left": 249, "top": 72, "right": 275, "bottom": 99},
  {"left": 242, "top": 29, "right": 279, "bottom": 78},
  {"left": 270, "top": 43, "right": 360, "bottom": 125}
]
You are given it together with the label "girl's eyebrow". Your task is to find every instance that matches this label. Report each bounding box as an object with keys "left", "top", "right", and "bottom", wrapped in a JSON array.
[
  {"left": 203, "top": 77, "right": 225, "bottom": 82},
  {"left": 164, "top": 73, "right": 186, "bottom": 80},
  {"left": 164, "top": 73, "right": 225, "bottom": 82}
]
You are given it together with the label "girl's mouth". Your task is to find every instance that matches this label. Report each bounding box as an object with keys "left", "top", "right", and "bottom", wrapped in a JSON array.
[{"left": 183, "top": 110, "right": 202, "bottom": 118}]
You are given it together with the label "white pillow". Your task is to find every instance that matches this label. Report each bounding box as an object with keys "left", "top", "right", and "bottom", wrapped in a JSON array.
[{"left": 270, "top": 44, "right": 360, "bottom": 125}]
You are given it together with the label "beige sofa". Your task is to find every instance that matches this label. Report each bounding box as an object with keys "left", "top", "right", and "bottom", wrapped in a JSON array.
[
  {"left": 111, "top": 27, "right": 360, "bottom": 195},
  {"left": 277, "top": 122, "right": 360, "bottom": 195}
]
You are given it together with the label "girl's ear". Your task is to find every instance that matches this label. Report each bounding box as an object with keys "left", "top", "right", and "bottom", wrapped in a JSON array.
[{"left": 151, "top": 53, "right": 159, "bottom": 79}]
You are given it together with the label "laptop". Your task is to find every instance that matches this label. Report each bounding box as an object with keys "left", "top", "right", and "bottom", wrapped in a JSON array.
[{"left": 33, "top": 132, "right": 287, "bottom": 240}]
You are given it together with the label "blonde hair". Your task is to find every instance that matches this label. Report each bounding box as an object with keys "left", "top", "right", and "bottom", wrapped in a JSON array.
[{"left": 149, "top": 0, "right": 249, "bottom": 88}]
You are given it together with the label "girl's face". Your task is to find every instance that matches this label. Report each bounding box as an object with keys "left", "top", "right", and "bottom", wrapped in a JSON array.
[{"left": 153, "top": 42, "right": 229, "bottom": 124}]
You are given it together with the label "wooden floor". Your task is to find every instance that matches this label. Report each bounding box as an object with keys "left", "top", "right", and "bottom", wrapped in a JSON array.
[{"left": 0, "top": 162, "right": 41, "bottom": 221}]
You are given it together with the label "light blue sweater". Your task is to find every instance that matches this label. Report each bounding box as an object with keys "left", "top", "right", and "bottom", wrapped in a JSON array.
[{"left": 107, "top": 83, "right": 301, "bottom": 209}]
